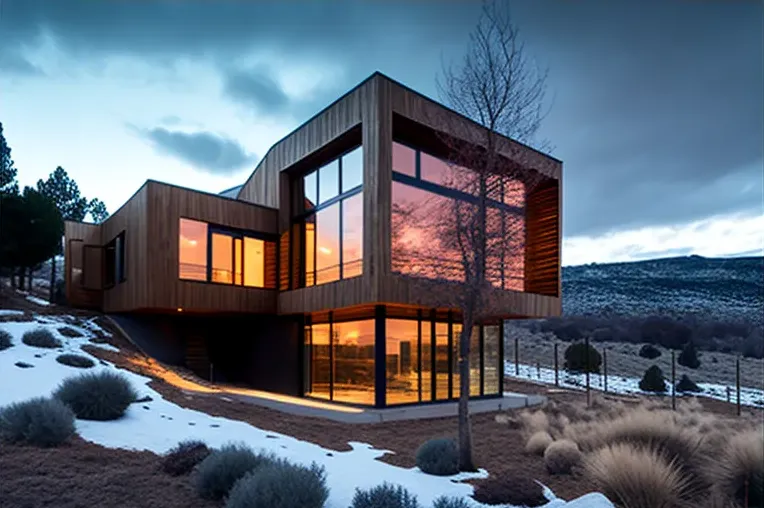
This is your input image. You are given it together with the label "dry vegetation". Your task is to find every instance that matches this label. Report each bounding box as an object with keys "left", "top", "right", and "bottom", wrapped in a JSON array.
[{"left": 506, "top": 394, "right": 764, "bottom": 508}]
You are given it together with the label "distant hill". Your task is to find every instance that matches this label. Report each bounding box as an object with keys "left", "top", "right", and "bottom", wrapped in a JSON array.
[{"left": 562, "top": 255, "right": 764, "bottom": 325}]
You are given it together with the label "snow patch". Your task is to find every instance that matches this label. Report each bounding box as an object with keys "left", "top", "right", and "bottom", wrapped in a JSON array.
[{"left": 25, "top": 295, "right": 51, "bottom": 307}]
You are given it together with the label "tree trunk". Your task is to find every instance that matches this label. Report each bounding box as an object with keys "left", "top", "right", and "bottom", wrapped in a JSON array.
[
  {"left": 49, "top": 256, "right": 57, "bottom": 302},
  {"left": 17, "top": 267, "right": 25, "bottom": 290},
  {"left": 458, "top": 310, "right": 477, "bottom": 471}
]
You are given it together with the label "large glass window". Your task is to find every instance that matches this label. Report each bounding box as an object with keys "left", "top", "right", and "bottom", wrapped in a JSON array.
[
  {"left": 333, "top": 319, "right": 375, "bottom": 405},
  {"left": 391, "top": 142, "right": 526, "bottom": 291},
  {"left": 295, "top": 145, "right": 364, "bottom": 287},
  {"left": 179, "top": 219, "right": 208, "bottom": 281},
  {"left": 309, "top": 323, "right": 331, "bottom": 400},
  {"left": 420, "top": 319, "right": 432, "bottom": 401},
  {"left": 483, "top": 325, "right": 500, "bottom": 395},
  {"left": 435, "top": 322, "right": 450, "bottom": 400},
  {"left": 386, "top": 319, "right": 419, "bottom": 405},
  {"left": 451, "top": 323, "right": 462, "bottom": 399},
  {"left": 470, "top": 326, "right": 481, "bottom": 396},
  {"left": 178, "top": 218, "right": 276, "bottom": 288}
]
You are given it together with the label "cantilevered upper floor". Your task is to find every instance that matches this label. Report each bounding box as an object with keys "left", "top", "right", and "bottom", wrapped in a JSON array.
[{"left": 65, "top": 71, "right": 561, "bottom": 319}]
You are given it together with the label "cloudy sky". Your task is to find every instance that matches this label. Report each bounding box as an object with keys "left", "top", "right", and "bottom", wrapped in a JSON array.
[{"left": 1, "top": 0, "right": 761, "bottom": 266}]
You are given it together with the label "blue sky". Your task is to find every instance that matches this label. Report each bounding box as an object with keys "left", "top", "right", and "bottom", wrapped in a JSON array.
[{"left": 1, "top": 0, "right": 762, "bottom": 266}]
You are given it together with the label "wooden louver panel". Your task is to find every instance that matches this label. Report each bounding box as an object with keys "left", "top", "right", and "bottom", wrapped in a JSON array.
[
  {"left": 524, "top": 181, "right": 560, "bottom": 297},
  {"left": 279, "top": 231, "right": 290, "bottom": 291}
]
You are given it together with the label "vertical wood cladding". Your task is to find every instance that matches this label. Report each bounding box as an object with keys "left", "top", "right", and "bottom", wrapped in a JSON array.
[
  {"left": 64, "top": 221, "right": 102, "bottom": 308},
  {"left": 524, "top": 179, "right": 561, "bottom": 298}
]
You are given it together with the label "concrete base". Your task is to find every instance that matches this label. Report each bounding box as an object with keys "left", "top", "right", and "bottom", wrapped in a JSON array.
[{"left": 226, "top": 391, "right": 546, "bottom": 424}]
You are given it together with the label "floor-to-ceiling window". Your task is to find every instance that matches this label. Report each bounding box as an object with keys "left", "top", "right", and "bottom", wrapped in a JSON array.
[
  {"left": 391, "top": 141, "right": 526, "bottom": 291},
  {"left": 293, "top": 146, "right": 364, "bottom": 288},
  {"left": 304, "top": 309, "right": 503, "bottom": 407}
]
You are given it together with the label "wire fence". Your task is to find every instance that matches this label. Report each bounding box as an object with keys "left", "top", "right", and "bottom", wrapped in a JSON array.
[{"left": 504, "top": 331, "right": 764, "bottom": 416}]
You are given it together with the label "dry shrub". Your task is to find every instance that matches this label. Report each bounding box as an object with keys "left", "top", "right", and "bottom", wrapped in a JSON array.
[
  {"left": 471, "top": 474, "right": 547, "bottom": 507},
  {"left": 519, "top": 410, "right": 549, "bottom": 434},
  {"left": 705, "top": 428, "right": 764, "bottom": 508},
  {"left": 525, "top": 431, "right": 553, "bottom": 455},
  {"left": 584, "top": 443, "right": 692, "bottom": 508},
  {"left": 543, "top": 439, "right": 582, "bottom": 475},
  {"left": 565, "top": 407, "right": 703, "bottom": 467}
]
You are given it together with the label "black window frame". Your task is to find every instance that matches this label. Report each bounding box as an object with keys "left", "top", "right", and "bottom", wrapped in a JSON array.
[
  {"left": 178, "top": 217, "right": 278, "bottom": 289},
  {"left": 103, "top": 231, "right": 125, "bottom": 289},
  {"left": 292, "top": 144, "right": 364, "bottom": 289}
]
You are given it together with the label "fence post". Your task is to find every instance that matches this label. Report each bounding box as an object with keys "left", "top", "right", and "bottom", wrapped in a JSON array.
[
  {"left": 671, "top": 350, "right": 676, "bottom": 411},
  {"left": 514, "top": 336, "right": 519, "bottom": 376},
  {"left": 210, "top": 363, "right": 214, "bottom": 383},
  {"left": 726, "top": 386, "right": 731, "bottom": 403},
  {"left": 603, "top": 348, "right": 608, "bottom": 394},
  {"left": 554, "top": 342, "right": 559, "bottom": 387},
  {"left": 536, "top": 361, "right": 541, "bottom": 380},
  {"left": 585, "top": 336, "right": 591, "bottom": 407},
  {"left": 736, "top": 357, "right": 741, "bottom": 417}
]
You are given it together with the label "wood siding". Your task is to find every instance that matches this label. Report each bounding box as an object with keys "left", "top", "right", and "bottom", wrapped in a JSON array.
[
  {"left": 64, "top": 221, "right": 102, "bottom": 308},
  {"left": 525, "top": 179, "right": 561, "bottom": 299}
]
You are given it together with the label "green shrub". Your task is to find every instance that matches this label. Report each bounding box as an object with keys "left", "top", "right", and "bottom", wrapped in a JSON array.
[
  {"left": 22, "top": 328, "right": 61, "bottom": 348},
  {"left": 639, "top": 344, "right": 662, "bottom": 359},
  {"left": 0, "top": 396, "right": 76, "bottom": 447},
  {"left": 677, "top": 341, "right": 701, "bottom": 369},
  {"left": 415, "top": 438, "right": 459, "bottom": 476},
  {"left": 472, "top": 475, "right": 547, "bottom": 507},
  {"left": 225, "top": 459, "right": 328, "bottom": 508},
  {"left": 194, "top": 443, "right": 276, "bottom": 500},
  {"left": 639, "top": 365, "right": 668, "bottom": 393},
  {"left": 432, "top": 497, "right": 471, "bottom": 508},
  {"left": 0, "top": 329, "right": 12, "bottom": 351},
  {"left": 676, "top": 374, "right": 702, "bottom": 393},
  {"left": 350, "top": 483, "right": 420, "bottom": 508},
  {"left": 162, "top": 440, "right": 211, "bottom": 476},
  {"left": 564, "top": 342, "right": 602, "bottom": 373},
  {"left": 57, "top": 326, "right": 84, "bottom": 338},
  {"left": 53, "top": 371, "right": 138, "bottom": 420},
  {"left": 56, "top": 353, "right": 95, "bottom": 369}
]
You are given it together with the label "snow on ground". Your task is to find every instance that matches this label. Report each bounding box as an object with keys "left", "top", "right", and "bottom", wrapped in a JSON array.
[
  {"left": 0, "top": 310, "right": 24, "bottom": 317},
  {"left": 505, "top": 361, "right": 764, "bottom": 408},
  {"left": 25, "top": 295, "right": 51, "bottom": 306},
  {"left": 0, "top": 314, "right": 614, "bottom": 508}
]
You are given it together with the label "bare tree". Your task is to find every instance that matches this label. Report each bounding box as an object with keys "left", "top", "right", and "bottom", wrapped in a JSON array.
[{"left": 414, "top": 0, "right": 552, "bottom": 470}]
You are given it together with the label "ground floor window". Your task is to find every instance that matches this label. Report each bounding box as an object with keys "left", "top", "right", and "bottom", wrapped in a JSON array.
[{"left": 303, "top": 307, "right": 503, "bottom": 407}]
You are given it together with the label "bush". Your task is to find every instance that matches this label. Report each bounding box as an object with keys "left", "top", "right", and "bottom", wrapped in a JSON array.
[
  {"left": 53, "top": 371, "right": 138, "bottom": 421},
  {"left": 162, "top": 440, "right": 211, "bottom": 476},
  {"left": 584, "top": 443, "right": 691, "bottom": 508},
  {"left": 544, "top": 439, "right": 582, "bottom": 474},
  {"left": 676, "top": 374, "right": 702, "bottom": 393},
  {"left": 432, "top": 497, "right": 471, "bottom": 508},
  {"left": 194, "top": 444, "right": 276, "bottom": 500},
  {"left": 57, "top": 326, "right": 84, "bottom": 338},
  {"left": 639, "top": 365, "right": 668, "bottom": 393},
  {"left": 0, "top": 329, "right": 12, "bottom": 351},
  {"left": 56, "top": 353, "right": 95, "bottom": 369},
  {"left": 415, "top": 438, "right": 459, "bottom": 476},
  {"left": 0, "top": 396, "right": 76, "bottom": 447},
  {"left": 525, "top": 431, "right": 553, "bottom": 455},
  {"left": 706, "top": 429, "right": 763, "bottom": 508},
  {"left": 639, "top": 344, "right": 662, "bottom": 359},
  {"left": 472, "top": 475, "right": 547, "bottom": 507},
  {"left": 350, "top": 483, "right": 420, "bottom": 508},
  {"left": 564, "top": 342, "right": 602, "bottom": 373},
  {"left": 225, "top": 460, "right": 328, "bottom": 508},
  {"left": 21, "top": 328, "right": 61, "bottom": 348},
  {"left": 678, "top": 341, "right": 701, "bottom": 369}
]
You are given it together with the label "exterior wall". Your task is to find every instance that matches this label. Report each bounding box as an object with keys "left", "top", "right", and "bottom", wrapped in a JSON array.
[{"left": 64, "top": 221, "right": 102, "bottom": 308}]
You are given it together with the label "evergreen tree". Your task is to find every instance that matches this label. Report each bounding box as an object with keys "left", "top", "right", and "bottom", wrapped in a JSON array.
[
  {"left": 0, "top": 122, "right": 19, "bottom": 196},
  {"left": 88, "top": 198, "right": 110, "bottom": 223}
]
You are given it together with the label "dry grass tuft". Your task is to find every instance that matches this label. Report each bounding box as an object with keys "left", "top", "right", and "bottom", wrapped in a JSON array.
[
  {"left": 525, "top": 431, "right": 553, "bottom": 456},
  {"left": 584, "top": 443, "right": 692, "bottom": 508},
  {"left": 519, "top": 410, "right": 550, "bottom": 434},
  {"left": 705, "top": 428, "right": 764, "bottom": 508},
  {"left": 543, "top": 439, "right": 581, "bottom": 475}
]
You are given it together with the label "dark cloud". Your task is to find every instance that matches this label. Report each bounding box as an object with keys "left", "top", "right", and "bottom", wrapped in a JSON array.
[
  {"left": 2, "top": 0, "right": 761, "bottom": 238},
  {"left": 135, "top": 126, "right": 256, "bottom": 176},
  {"left": 222, "top": 67, "right": 291, "bottom": 115}
]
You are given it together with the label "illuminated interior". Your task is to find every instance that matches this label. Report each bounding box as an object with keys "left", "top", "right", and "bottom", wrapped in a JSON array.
[
  {"left": 178, "top": 218, "right": 276, "bottom": 288},
  {"left": 391, "top": 141, "right": 526, "bottom": 291},
  {"left": 304, "top": 310, "right": 503, "bottom": 407}
]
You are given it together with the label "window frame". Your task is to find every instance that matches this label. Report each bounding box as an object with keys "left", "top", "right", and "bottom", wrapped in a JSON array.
[
  {"left": 292, "top": 145, "right": 364, "bottom": 289},
  {"left": 103, "top": 231, "right": 126, "bottom": 289},
  {"left": 178, "top": 217, "right": 278, "bottom": 289}
]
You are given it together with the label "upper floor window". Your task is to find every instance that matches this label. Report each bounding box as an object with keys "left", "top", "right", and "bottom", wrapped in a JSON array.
[
  {"left": 294, "top": 145, "right": 364, "bottom": 287},
  {"left": 104, "top": 232, "right": 126, "bottom": 288},
  {"left": 179, "top": 218, "right": 276, "bottom": 289},
  {"left": 391, "top": 141, "right": 526, "bottom": 291}
]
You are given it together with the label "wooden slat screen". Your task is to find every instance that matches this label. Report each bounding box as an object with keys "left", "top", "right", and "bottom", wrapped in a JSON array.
[{"left": 524, "top": 181, "right": 560, "bottom": 297}]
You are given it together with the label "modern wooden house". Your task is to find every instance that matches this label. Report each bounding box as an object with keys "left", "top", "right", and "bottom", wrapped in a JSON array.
[{"left": 64, "top": 72, "right": 561, "bottom": 408}]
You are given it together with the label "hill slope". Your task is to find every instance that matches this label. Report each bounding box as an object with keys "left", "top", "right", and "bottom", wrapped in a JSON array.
[{"left": 562, "top": 255, "right": 764, "bottom": 324}]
